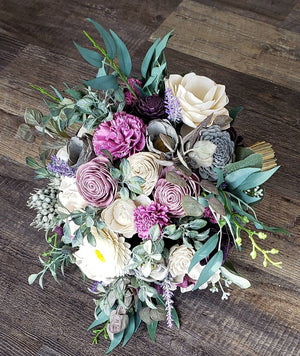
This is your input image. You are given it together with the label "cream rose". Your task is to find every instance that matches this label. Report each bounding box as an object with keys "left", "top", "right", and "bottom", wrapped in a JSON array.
[
  {"left": 127, "top": 152, "right": 160, "bottom": 196},
  {"left": 165, "top": 73, "right": 229, "bottom": 128},
  {"left": 168, "top": 244, "right": 195, "bottom": 283},
  {"left": 58, "top": 176, "right": 88, "bottom": 213},
  {"left": 101, "top": 198, "right": 137, "bottom": 238},
  {"left": 73, "top": 226, "right": 131, "bottom": 283}
]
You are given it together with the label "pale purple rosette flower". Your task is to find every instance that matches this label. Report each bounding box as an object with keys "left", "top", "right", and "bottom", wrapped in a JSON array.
[
  {"left": 124, "top": 78, "right": 142, "bottom": 106},
  {"left": 134, "top": 202, "right": 170, "bottom": 240},
  {"left": 76, "top": 156, "right": 118, "bottom": 208},
  {"left": 154, "top": 170, "right": 200, "bottom": 218},
  {"left": 93, "top": 111, "right": 146, "bottom": 159}
]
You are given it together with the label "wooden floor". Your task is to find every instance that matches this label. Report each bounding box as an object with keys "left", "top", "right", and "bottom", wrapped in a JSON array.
[{"left": 1, "top": 1, "right": 300, "bottom": 355}]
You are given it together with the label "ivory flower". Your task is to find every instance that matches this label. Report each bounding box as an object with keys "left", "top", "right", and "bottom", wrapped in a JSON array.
[
  {"left": 127, "top": 152, "right": 160, "bottom": 196},
  {"left": 73, "top": 227, "right": 131, "bottom": 283},
  {"left": 58, "top": 176, "right": 88, "bottom": 213},
  {"left": 168, "top": 244, "right": 195, "bottom": 283},
  {"left": 101, "top": 198, "right": 137, "bottom": 238},
  {"left": 165, "top": 73, "right": 229, "bottom": 128}
]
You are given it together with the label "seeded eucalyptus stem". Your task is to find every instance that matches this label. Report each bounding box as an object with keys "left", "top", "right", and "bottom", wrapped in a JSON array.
[{"left": 83, "top": 31, "right": 138, "bottom": 100}]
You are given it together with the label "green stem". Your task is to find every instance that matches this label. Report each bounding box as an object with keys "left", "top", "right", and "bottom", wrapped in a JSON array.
[
  {"left": 30, "top": 84, "right": 61, "bottom": 102},
  {"left": 83, "top": 31, "right": 138, "bottom": 100}
]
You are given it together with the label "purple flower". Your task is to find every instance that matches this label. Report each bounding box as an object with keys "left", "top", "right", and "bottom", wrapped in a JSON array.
[
  {"left": 76, "top": 156, "right": 118, "bottom": 208},
  {"left": 203, "top": 207, "right": 217, "bottom": 224},
  {"left": 93, "top": 111, "right": 146, "bottom": 159},
  {"left": 154, "top": 169, "right": 201, "bottom": 218},
  {"left": 164, "top": 88, "right": 182, "bottom": 125},
  {"left": 124, "top": 78, "right": 142, "bottom": 106},
  {"left": 134, "top": 202, "right": 170, "bottom": 240},
  {"left": 134, "top": 94, "right": 167, "bottom": 121},
  {"left": 47, "top": 155, "right": 75, "bottom": 177}
]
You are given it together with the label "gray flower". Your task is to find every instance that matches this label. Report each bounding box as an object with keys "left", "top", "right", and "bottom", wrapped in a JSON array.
[
  {"left": 197, "top": 125, "right": 235, "bottom": 180},
  {"left": 106, "top": 306, "right": 129, "bottom": 340},
  {"left": 68, "top": 134, "right": 95, "bottom": 170},
  {"left": 146, "top": 119, "right": 178, "bottom": 158}
]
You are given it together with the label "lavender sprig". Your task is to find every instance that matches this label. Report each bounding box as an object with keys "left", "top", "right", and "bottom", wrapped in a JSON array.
[
  {"left": 164, "top": 88, "right": 182, "bottom": 125},
  {"left": 162, "top": 279, "right": 174, "bottom": 328},
  {"left": 47, "top": 155, "right": 75, "bottom": 178}
]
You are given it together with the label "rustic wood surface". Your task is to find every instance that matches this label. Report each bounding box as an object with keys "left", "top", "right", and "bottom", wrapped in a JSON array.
[{"left": 0, "top": 1, "right": 299, "bottom": 355}]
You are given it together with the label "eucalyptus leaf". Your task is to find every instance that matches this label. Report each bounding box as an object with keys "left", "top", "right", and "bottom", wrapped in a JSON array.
[
  {"left": 105, "top": 330, "right": 124, "bottom": 354},
  {"left": 87, "top": 18, "right": 117, "bottom": 60},
  {"left": 181, "top": 195, "right": 205, "bottom": 217},
  {"left": 147, "top": 321, "right": 158, "bottom": 342},
  {"left": 141, "top": 38, "right": 160, "bottom": 78},
  {"left": 87, "top": 232, "right": 96, "bottom": 247},
  {"left": 74, "top": 41, "right": 103, "bottom": 67},
  {"left": 110, "top": 30, "right": 132, "bottom": 77},
  {"left": 166, "top": 171, "right": 188, "bottom": 187},
  {"left": 207, "top": 196, "right": 225, "bottom": 216},
  {"left": 24, "top": 108, "right": 43, "bottom": 126},
  {"left": 122, "top": 312, "right": 135, "bottom": 347},
  {"left": 17, "top": 123, "right": 35, "bottom": 142},
  {"left": 237, "top": 166, "right": 280, "bottom": 191},
  {"left": 84, "top": 75, "right": 118, "bottom": 90},
  {"left": 28, "top": 273, "right": 39, "bottom": 285},
  {"left": 225, "top": 167, "right": 261, "bottom": 191},
  {"left": 189, "top": 233, "right": 218, "bottom": 272},
  {"left": 220, "top": 266, "right": 251, "bottom": 289},
  {"left": 120, "top": 187, "right": 130, "bottom": 201},
  {"left": 193, "top": 250, "right": 223, "bottom": 290},
  {"left": 139, "top": 307, "right": 152, "bottom": 325}
]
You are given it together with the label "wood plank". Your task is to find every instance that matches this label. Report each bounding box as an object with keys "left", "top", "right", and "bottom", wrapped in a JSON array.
[
  {"left": 195, "top": 0, "right": 299, "bottom": 28},
  {"left": 150, "top": 0, "right": 300, "bottom": 91},
  {"left": 280, "top": 0, "right": 300, "bottom": 33}
]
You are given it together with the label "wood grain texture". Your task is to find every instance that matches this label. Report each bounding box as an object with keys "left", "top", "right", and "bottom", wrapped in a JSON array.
[
  {"left": 151, "top": 0, "right": 300, "bottom": 91},
  {"left": 0, "top": 1, "right": 300, "bottom": 355}
]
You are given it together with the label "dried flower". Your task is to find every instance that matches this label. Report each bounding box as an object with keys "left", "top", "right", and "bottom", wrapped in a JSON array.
[
  {"left": 92, "top": 111, "right": 146, "bottom": 159},
  {"left": 76, "top": 156, "right": 118, "bottom": 208},
  {"left": 134, "top": 94, "right": 167, "bottom": 121},
  {"left": 127, "top": 152, "right": 160, "bottom": 196},
  {"left": 164, "top": 87, "right": 182, "bottom": 125},
  {"left": 58, "top": 176, "right": 89, "bottom": 213},
  {"left": 124, "top": 78, "right": 142, "bottom": 106},
  {"left": 154, "top": 170, "right": 200, "bottom": 218},
  {"left": 101, "top": 197, "right": 137, "bottom": 238},
  {"left": 134, "top": 202, "right": 170, "bottom": 240},
  {"left": 47, "top": 155, "right": 75, "bottom": 177},
  {"left": 165, "top": 73, "right": 229, "bottom": 128},
  {"left": 107, "top": 306, "right": 129, "bottom": 341},
  {"left": 73, "top": 226, "right": 131, "bottom": 283},
  {"left": 68, "top": 134, "right": 96, "bottom": 170},
  {"left": 198, "top": 125, "right": 235, "bottom": 180}
]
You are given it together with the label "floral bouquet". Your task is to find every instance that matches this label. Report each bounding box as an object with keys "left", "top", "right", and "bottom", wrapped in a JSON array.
[{"left": 23, "top": 19, "right": 288, "bottom": 353}]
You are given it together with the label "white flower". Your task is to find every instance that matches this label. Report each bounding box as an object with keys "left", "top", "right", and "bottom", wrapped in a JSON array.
[
  {"left": 56, "top": 145, "right": 69, "bottom": 161},
  {"left": 73, "top": 226, "right": 131, "bottom": 283},
  {"left": 58, "top": 176, "right": 88, "bottom": 213},
  {"left": 127, "top": 152, "right": 160, "bottom": 196},
  {"left": 168, "top": 244, "right": 221, "bottom": 288},
  {"left": 165, "top": 73, "right": 229, "bottom": 128},
  {"left": 101, "top": 198, "right": 137, "bottom": 238},
  {"left": 168, "top": 244, "right": 195, "bottom": 283}
]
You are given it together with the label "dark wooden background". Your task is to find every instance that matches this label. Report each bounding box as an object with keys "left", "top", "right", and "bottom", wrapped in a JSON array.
[{"left": 1, "top": 1, "right": 299, "bottom": 355}]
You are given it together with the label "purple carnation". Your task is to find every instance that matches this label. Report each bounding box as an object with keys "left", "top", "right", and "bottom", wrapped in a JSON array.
[
  {"left": 134, "top": 202, "right": 170, "bottom": 240},
  {"left": 93, "top": 111, "right": 146, "bottom": 159},
  {"left": 124, "top": 78, "right": 142, "bottom": 106}
]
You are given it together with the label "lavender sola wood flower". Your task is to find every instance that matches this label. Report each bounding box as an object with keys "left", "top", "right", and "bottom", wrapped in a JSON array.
[
  {"left": 162, "top": 279, "right": 175, "bottom": 328},
  {"left": 164, "top": 87, "right": 182, "bottom": 125},
  {"left": 47, "top": 155, "right": 75, "bottom": 177}
]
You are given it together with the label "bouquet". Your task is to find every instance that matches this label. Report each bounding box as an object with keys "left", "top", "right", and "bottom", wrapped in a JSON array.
[{"left": 23, "top": 19, "right": 288, "bottom": 353}]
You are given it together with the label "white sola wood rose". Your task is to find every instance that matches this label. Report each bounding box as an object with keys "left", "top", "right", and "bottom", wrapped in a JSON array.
[
  {"left": 101, "top": 197, "right": 137, "bottom": 238},
  {"left": 165, "top": 73, "right": 229, "bottom": 128},
  {"left": 73, "top": 226, "right": 131, "bottom": 283},
  {"left": 168, "top": 244, "right": 220, "bottom": 288},
  {"left": 127, "top": 152, "right": 160, "bottom": 196},
  {"left": 58, "top": 176, "right": 88, "bottom": 213}
]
